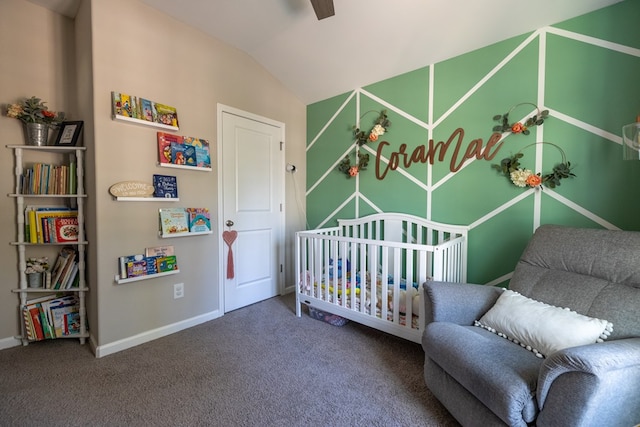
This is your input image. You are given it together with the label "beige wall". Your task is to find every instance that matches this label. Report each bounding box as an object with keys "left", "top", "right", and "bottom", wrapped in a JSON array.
[{"left": 0, "top": 0, "right": 306, "bottom": 354}]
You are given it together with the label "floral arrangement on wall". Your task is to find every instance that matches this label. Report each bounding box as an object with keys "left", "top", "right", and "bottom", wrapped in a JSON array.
[
  {"left": 492, "top": 143, "right": 575, "bottom": 188},
  {"left": 492, "top": 103, "right": 548, "bottom": 136},
  {"left": 491, "top": 104, "right": 575, "bottom": 189},
  {"left": 338, "top": 110, "right": 391, "bottom": 178}
]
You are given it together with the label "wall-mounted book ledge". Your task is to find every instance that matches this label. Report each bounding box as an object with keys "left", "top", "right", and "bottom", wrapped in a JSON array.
[
  {"left": 113, "top": 114, "right": 178, "bottom": 131},
  {"left": 114, "top": 196, "right": 180, "bottom": 202},
  {"left": 159, "top": 230, "right": 212, "bottom": 239},
  {"left": 157, "top": 163, "right": 212, "bottom": 172},
  {"left": 115, "top": 269, "right": 180, "bottom": 285}
]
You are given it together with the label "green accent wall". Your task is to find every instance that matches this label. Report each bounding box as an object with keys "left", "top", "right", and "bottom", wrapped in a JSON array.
[{"left": 306, "top": 1, "right": 640, "bottom": 285}]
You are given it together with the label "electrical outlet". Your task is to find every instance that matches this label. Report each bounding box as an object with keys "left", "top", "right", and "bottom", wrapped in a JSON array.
[{"left": 173, "top": 283, "right": 184, "bottom": 299}]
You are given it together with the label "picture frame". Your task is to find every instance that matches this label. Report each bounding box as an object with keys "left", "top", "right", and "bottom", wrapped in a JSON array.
[{"left": 54, "top": 121, "right": 84, "bottom": 146}]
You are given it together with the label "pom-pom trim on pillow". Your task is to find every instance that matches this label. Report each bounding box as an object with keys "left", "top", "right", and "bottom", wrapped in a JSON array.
[{"left": 475, "top": 290, "right": 613, "bottom": 358}]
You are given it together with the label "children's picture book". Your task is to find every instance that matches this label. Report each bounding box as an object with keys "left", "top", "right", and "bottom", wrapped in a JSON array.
[
  {"left": 159, "top": 208, "right": 189, "bottom": 236},
  {"left": 187, "top": 208, "right": 211, "bottom": 233},
  {"left": 130, "top": 96, "right": 139, "bottom": 119},
  {"left": 144, "top": 257, "right": 159, "bottom": 275},
  {"left": 111, "top": 92, "right": 122, "bottom": 117},
  {"left": 145, "top": 245, "right": 175, "bottom": 257},
  {"left": 155, "top": 103, "right": 179, "bottom": 128},
  {"left": 54, "top": 217, "right": 79, "bottom": 243},
  {"left": 140, "top": 98, "right": 155, "bottom": 122},
  {"left": 156, "top": 255, "right": 178, "bottom": 273},
  {"left": 171, "top": 140, "right": 187, "bottom": 165},
  {"left": 153, "top": 174, "right": 178, "bottom": 198},
  {"left": 118, "top": 254, "right": 144, "bottom": 279},
  {"left": 50, "top": 297, "right": 79, "bottom": 337},
  {"left": 120, "top": 93, "right": 132, "bottom": 117},
  {"left": 50, "top": 247, "right": 76, "bottom": 290},
  {"left": 184, "top": 137, "right": 211, "bottom": 168},
  {"left": 127, "top": 259, "right": 147, "bottom": 278},
  {"left": 182, "top": 141, "right": 197, "bottom": 167}
]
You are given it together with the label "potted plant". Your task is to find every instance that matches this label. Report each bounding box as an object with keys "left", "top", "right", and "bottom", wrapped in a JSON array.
[
  {"left": 5, "top": 96, "right": 65, "bottom": 146},
  {"left": 25, "top": 257, "right": 49, "bottom": 288}
]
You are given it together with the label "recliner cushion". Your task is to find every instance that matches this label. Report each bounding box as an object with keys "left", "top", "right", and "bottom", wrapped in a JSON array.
[{"left": 423, "top": 322, "right": 543, "bottom": 425}]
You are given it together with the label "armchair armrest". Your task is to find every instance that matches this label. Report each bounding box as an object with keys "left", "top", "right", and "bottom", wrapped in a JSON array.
[
  {"left": 423, "top": 281, "right": 503, "bottom": 325},
  {"left": 536, "top": 338, "right": 640, "bottom": 427}
]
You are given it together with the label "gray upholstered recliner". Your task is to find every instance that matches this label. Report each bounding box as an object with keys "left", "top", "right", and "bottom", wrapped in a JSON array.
[{"left": 422, "top": 225, "right": 640, "bottom": 427}]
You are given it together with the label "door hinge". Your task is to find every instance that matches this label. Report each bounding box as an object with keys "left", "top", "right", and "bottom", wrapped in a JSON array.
[
  {"left": 280, "top": 141, "right": 284, "bottom": 151},
  {"left": 280, "top": 264, "right": 283, "bottom": 273},
  {"left": 280, "top": 203, "right": 283, "bottom": 212}
]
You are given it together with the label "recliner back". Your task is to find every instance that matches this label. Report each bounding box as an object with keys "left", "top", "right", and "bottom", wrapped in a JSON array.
[{"left": 510, "top": 224, "right": 640, "bottom": 340}]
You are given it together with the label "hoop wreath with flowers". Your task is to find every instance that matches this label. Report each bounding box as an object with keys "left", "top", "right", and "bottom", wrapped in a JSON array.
[
  {"left": 492, "top": 102, "right": 549, "bottom": 136},
  {"left": 493, "top": 142, "right": 575, "bottom": 189},
  {"left": 491, "top": 103, "right": 575, "bottom": 188},
  {"left": 338, "top": 110, "right": 391, "bottom": 178}
]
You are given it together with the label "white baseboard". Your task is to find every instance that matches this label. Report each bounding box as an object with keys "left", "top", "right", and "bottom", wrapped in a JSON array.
[
  {"left": 0, "top": 336, "right": 23, "bottom": 351},
  {"left": 282, "top": 285, "right": 295, "bottom": 294},
  {"left": 94, "top": 309, "right": 222, "bottom": 358}
]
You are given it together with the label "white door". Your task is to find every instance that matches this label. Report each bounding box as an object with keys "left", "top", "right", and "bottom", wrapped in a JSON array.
[{"left": 218, "top": 105, "right": 284, "bottom": 312}]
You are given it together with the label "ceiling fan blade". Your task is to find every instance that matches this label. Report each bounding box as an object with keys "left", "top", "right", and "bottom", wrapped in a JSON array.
[{"left": 310, "top": 0, "right": 334, "bottom": 20}]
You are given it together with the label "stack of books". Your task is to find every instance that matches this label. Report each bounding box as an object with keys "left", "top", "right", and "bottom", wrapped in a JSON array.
[
  {"left": 19, "top": 161, "right": 77, "bottom": 195},
  {"left": 25, "top": 206, "right": 79, "bottom": 244},
  {"left": 47, "top": 247, "right": 80, "bottom": 290},
  {"left": 22, "top": 294, "right": 81, "bottom": 341}
]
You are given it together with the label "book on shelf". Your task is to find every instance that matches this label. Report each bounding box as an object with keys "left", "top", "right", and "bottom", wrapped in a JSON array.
[
  {"left": 20, "top": 162, "right": 73, "bottom": 195},
  {"left": 154, "top": 103, "right": 179, "bottom": 128},
  {"left": 159, "top": 208, "right": 189, "bottom": 236},
  {"left": 112, "top": 92, "right": 123, "bottom": 116},
  {"left": 53, "top": 217, "right": 79, "bottom": 243},
  {"left": 152, "top": 174, "right": 178, "bottom": 198},
  {"left": 118, "top": 252, "right": 177, "bottom": 279},
  {"left": 145, "top": 257, "right": 159, "bottom": 275},
  {"left": 118, "top": 254, "right": 144, "bottom": 279},
  {"left": 140, "top": 98, "right": 155, "bottom": 122},
  {"left": 21, "top": 294, "right": 78, "bottom": 341},
  {"left": 50, "top": 247, "right": 77, "bottom": 290},
  {"left": 35, "top": 209, "right": 77, "bottom": 244},
  {"left": 187, "top": 208, "right": 211, "bottom": 233},
  {"left": 145, "top": 245, "right": 174, "bottom": 257},
  {"left": 120, "top": 93, "right": 133, "bottom": 117},
  {"left": 157, "top": 132, "right": 181, "bottom": 165},
  {"left": 156, "top": 255, "right": 178, "bottom": 273},
  {"left": 184, "top": 136, "right": 211, "bottom": 168},
  {"left": 127, "top": 258, "right": 147, "bottom": 278},
  {"left": 130, "top": 96, "right": 139, "bottom": 120},
  {"left": 24, "top": 206, "right": 74, "bottom": 244},
  {"left": 170, "top": 139, "right": 197, "bottom": 168},
  {"left": 48, "top": 295, "right": 80, "bottom": 337},
  {"left": 23, "top": 304, "right": 45, "bottom": 341}
]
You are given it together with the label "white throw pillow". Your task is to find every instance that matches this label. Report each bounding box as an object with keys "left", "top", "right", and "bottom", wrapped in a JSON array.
[{"left": 475, "top": 290, "right": 613, "bottom": 358}]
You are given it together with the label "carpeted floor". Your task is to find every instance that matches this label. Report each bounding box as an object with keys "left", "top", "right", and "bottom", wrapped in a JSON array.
[{"left": 0, "top": 293, "right": 459, "bottom": 427}]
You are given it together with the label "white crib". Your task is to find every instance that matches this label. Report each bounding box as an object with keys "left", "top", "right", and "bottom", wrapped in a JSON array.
[{"left": 295, "top": 212, "right": 469, "bottom": 343}]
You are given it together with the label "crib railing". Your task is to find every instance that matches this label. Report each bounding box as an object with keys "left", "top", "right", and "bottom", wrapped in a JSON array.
[{"left": 295, "top": 216, "right": 468, "bottom": 342}]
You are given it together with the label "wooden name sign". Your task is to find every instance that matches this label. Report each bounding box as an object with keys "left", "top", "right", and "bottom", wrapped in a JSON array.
[{"left": 109, "top": 181, "right": 155, "bottom": 197}]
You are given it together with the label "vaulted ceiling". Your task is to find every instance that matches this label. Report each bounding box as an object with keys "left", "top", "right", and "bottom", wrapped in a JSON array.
[{"left": 29, "top": 0, "right": 623, "bottom": 104}]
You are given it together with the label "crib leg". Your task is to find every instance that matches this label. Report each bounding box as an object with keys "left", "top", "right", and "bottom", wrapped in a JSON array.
[{"left": 295, "top": 293, "right": 301, "bottom": 317}]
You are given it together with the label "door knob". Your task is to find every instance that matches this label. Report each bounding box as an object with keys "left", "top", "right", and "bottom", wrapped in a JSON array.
[{"left": 226, "top": 220, "right": 234, "bottom": 227}]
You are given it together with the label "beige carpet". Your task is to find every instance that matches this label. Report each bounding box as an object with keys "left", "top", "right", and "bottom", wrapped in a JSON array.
[{"left": 0, "top": 293, "right": 459, "bottom": 427}]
